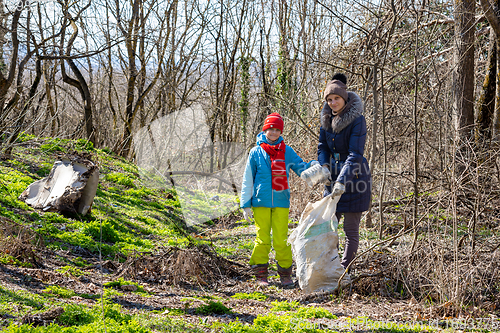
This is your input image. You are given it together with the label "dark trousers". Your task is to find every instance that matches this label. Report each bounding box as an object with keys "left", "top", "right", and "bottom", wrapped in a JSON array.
[{"left": 336, "top": 212, "right": 362, "bottom": 269}]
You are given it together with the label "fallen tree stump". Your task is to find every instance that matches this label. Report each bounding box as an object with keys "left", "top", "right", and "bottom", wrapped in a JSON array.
[{"left": 19, "top": 155, "right": 99, "bottom": 216}]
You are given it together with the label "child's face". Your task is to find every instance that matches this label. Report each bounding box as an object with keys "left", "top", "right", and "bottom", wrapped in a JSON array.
[{"left": 264, "top": 128, "right": 281, "bottom": 142}]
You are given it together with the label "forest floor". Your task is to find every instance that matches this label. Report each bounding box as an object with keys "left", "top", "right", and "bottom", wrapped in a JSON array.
[
  {"left": 0, "top": 136, "right": 498, "bottom": 332},
  {"left": 2, "top": 219, "right": 492, "bottom": 333},
  {"left": 2, "top": 219, "right": 496, "bottom": 333}
]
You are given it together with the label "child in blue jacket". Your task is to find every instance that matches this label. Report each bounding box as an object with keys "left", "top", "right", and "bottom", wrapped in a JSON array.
[{"left": 240, "top": 113, "right": 317, "bottom": 287}]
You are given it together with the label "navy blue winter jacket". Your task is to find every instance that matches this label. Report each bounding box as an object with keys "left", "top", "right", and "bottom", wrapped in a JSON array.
[{"left": 318, "top": 91, "right": 372, "bottom": 213}]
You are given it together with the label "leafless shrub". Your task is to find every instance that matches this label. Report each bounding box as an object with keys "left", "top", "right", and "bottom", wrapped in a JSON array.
[
  {"left": 115, "top": 245, "right": 250, "bottom": 288},
  {"left": 0, "top": 217, "right": 43, "bottom": 267}
]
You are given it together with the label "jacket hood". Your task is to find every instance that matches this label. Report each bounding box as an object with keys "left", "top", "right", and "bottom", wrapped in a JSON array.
[
  {"left": 321, "top": 91, "right": 363, "bottom": 133},
  {"left": 256, "top": 131, "right": 283, "bottom": 145}
]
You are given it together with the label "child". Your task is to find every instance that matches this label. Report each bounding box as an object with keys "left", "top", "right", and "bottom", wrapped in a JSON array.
[{"left": 240, "top": 113, "right": 318, "bottom": 287}]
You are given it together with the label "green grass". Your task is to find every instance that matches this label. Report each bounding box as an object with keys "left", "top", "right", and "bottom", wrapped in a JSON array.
[
  {"left": 211, "top": 313, "right": 329, "bottom": 332},
  {"left": 0, "top": 285, "right": 44, "bottom": 314},
  {"left": 270, "top": 300, "right": 300, "bottom": 312},
  {"left": 238, "top": 240, "right": 254, "bottom": 250},
  {"left": 3, "top": 298, "right": 148, "bottom": 332},
  {"left": 210, "top": 313, "right": 442, "bottom": 333},
  {"left": 0, "top": 137, "right": 203, "bottom": 331},
  {"left": 295, "top": 306, "right": 336, "bottom": 319},
  {"left": 105, "top": 172, "right": 136, "bottom": 188},
  {"left": 104, "top": 277, "right": 147, "bottom": 294},
  {"left": 0, "top": 169, "right": 33, "bottom": 210},
  {"left": 72, "top": 257, "right": 90, "bottom": 267},
  {"left": 0, "top": 254, "right": 33, "bottom": 268},
  {"left": 195, "top": 301, "right": 232, "bottom": 315},
  {"left": 55, "top": 265, "right": 87, "bottom": 277},
  {"left": 231, "top": 292, "right": 268, "bottom": 301},
  {"left": 43, "top": 285, "right": 76, "bottom": 299},
  {"left": 58, "top": 304, "right": 95, "bottom": 326}
]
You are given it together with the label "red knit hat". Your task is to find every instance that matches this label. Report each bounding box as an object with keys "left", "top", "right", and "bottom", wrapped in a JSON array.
[{"left": 262, "top": 113, "right": 284, "bottom": 132}]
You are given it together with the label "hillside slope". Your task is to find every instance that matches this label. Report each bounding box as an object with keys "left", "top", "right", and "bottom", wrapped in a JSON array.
[{"left": 0, "top": 136, "right": 497, "bottom": 332}]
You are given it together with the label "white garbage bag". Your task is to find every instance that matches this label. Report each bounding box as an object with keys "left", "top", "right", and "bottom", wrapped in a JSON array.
[{"left": 289, "top": 195, "right": 350, "bottom": 294}]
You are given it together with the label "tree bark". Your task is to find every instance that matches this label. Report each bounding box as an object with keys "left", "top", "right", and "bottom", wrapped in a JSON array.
[
  {"left": 480, "top": 0, "right": 500, "bottom": 40},
  {"left": 0, "top": 0, "right": 25, "bottom": 125},
  {"left": 3, "top": 57, "right": 42, "bottom": 156},
  {"left": 476, "top": 29, "right": 496, "bottom": 141},
  {"left": 60, "top": 17, "right": 95, "bottom": 145},
  {"left": 452, "top": 0, "right": 475, "bottom": 142},
  {"left": 494, "top": 32, "right": 500, "bottom": 138},
  {"left": 115, "top": 0, "right": 171, "bottom": 158}
]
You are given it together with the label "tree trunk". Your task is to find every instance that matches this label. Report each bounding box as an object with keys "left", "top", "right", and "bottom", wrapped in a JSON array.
[
  {"left": 0, "top": 0, "right": 24, "bottom": 128},
  {"left": 452, "top": 0, "right": 475, "bottom": 142},
  {"left": 476, "top": 29, "right": 496, "bottom": 142},
  {"left": 114, "top": 0, "right": 171, "bottom": 158},
  {"left": 3, "top": 58, "right": 42, "bottom": 156},
  {"left": 494, "top": 34, "right": 500, "bottom": 139},
  {"left": 480, "top": 0, "right": 500, "bottom": 140},
  {"left": 60, "top": 18, "right": 95, "bottom": 146},
  {"left": 44, "top": 61, "right": 57, "bottom": 136}
]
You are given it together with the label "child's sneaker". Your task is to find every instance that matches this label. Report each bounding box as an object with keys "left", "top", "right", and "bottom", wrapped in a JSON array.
[
  {"left": 277, "top": 264, "right": 294, "bottom": 288},
  {"left": 251, "top": 264, "right": 269, "bottom": 286}
]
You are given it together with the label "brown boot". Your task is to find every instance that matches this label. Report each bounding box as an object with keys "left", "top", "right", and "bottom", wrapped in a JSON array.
[
  {"left": 277, "top": 264, "right": 294, "bottom": 288},
  {"left": 251, "top": 264, "right": 269, "bottom": 286}
]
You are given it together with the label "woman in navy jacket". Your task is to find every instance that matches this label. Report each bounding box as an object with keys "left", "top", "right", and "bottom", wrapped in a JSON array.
[{"left": 318, "top": 73, "right": 372, "bottom": 270}]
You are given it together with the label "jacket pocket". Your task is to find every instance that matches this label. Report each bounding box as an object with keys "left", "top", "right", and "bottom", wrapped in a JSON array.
[{"left": 273, "top": 189, "right": 290, "bottom": 206}]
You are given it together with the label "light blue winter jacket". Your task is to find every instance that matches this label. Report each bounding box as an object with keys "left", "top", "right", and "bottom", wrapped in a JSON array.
[{"left": 240, "top": 132, "right": 314, "bottom": 209}]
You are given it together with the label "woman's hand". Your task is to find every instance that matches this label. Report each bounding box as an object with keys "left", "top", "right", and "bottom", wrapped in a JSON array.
[
  {"left": 331, "top": 182, "right": 345, "bottom": 197},
  {"left": 321, "top": 166, "right": 331, "bottom": 185}
]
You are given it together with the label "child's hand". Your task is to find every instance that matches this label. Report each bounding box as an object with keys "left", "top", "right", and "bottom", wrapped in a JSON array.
[
  {"left": 301, "top": 164, "right": 331, "bottom": 187},
  {"left": 243, "top": 208, "right": 253, "bottom": 222}
]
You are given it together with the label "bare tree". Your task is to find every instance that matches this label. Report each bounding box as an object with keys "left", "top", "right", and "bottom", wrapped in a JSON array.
[
  {"left": 112, "top": 0, "right": 174, "bottom": 157},
  {"left": 58, "top": 0, "right": 95, "bottom": 145},
  {"left": 452, "top": 0, "right": 475, "bottom": 141},
  {"left": 0, "top": 1, "right": 60, "bottom": 153},
  {"left": 0, "top": 0, "right": 29, "bottom": 130},
  {"left": 478, "top": 0, "right": 500, "bottom": 139}
]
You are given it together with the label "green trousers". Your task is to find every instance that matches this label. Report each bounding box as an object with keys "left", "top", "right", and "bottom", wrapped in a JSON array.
[{"left": 249, "top": 207, "right": 292, "bottom": 269}]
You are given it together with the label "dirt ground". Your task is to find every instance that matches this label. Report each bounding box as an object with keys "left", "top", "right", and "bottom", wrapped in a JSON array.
[{"left": 1, "top": 219, "right": 499, "bottom": 332}]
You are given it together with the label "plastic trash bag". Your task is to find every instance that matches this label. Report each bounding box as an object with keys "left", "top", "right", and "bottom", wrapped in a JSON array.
[
  {"left": 289, "top": 195, "right": 350, "bottom": 294},
  {"left": 300, "top": 164, "right": 331, "bottom": 187}
]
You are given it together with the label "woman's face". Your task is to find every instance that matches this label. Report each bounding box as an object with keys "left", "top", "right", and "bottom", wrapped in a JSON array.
[{"left": 326, "top": 94, "right": 346, "bottom": 115}]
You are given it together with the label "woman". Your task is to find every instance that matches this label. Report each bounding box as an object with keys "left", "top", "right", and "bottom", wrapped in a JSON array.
[{"left": 317, "top": 73, "right": 372, "bottom": 270}]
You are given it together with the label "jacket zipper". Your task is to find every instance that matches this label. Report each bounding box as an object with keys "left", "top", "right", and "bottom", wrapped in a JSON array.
[{"left": 270, "top": 151, "right": 274, "bottom": 207}]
